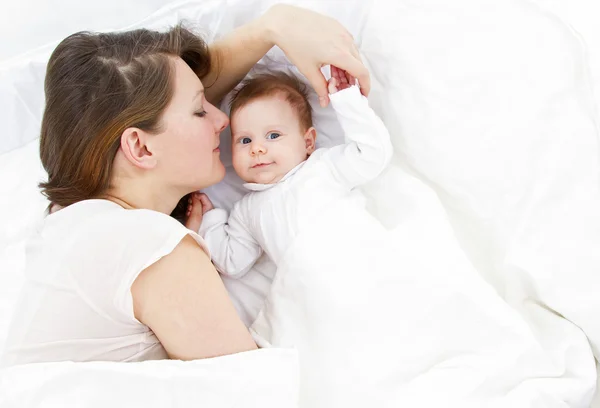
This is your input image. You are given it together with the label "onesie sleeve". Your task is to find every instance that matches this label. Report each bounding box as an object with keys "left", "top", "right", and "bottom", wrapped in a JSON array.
[
  {"left": 325, "top": 85, "right": 393, "bottom": 189},
  {"left": 198, "top": 203, "right": 263, "bottom": 279}
]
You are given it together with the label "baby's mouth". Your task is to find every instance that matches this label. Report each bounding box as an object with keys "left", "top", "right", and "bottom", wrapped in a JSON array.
[{"left": 252, "top": 162, "right": 273, "bottom": 169}]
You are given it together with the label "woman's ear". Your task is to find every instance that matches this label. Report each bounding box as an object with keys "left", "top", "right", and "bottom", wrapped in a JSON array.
[
  {"left": 304, "top": 127, "right": 317, "bottom": 154},
  {"left": 120, "top": 127, "right": 157, "bottom": 170}
]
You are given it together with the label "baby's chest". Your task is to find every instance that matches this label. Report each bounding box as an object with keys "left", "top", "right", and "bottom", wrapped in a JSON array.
[{"left": 251, "top": 176, "right": 344, "bottom": 230}]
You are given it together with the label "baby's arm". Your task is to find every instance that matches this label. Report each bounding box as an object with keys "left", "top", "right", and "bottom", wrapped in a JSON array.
[
  {"left": 198, "top": 200, "right": 262, "bottom": 279},
  {"left": 325, "top": 66, "right": 393, "bottom": 189}
]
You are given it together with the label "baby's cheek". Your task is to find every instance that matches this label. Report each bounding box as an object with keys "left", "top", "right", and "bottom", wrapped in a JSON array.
[
  {"left": 231, "top": 152, "right": 245, "bottom": 172},
  {"left": 231, "top": 149, "right": 240, "bottom": 165}
]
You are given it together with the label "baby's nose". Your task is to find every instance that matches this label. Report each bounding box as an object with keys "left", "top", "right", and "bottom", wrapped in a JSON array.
[{"left": 251, "top": 142, "right": 266, "bottom": 155}]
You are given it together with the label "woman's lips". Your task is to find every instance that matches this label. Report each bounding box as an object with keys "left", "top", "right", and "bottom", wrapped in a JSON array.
[{"left": 213, "top": 147, "right": 220, "bottom": 152}]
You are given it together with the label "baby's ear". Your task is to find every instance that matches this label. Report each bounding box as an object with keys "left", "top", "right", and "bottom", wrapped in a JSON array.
[{"left": 304, "top": 127, "right": 317, "bottom": 154}]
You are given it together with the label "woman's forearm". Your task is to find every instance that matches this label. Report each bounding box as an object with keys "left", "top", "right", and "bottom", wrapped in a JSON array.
[
  {"left": 200, "top": 4, "right": 369, "bottom": 107},
  {"left": 201, "top": 8, "right": 280, "bottom": 105}
]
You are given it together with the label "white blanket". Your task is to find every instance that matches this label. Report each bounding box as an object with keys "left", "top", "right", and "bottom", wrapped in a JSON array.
[
  {"left": 1, "top": 0, "right": 600, "bottom": 407},
  {"left": 250, "top": 165, "right": 595, "bottom": 407},
  {"left": 0, "top": 348, "right": 300, "bottom": 408}
]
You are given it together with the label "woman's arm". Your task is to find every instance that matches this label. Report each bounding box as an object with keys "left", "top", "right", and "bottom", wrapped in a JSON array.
[
  {"left": 131, "top": 235, "right": 257, "bottom": 360},
  {"left": 201, "top": 15, "right": 274, "bottom": 105},
  {"left": 201, "top": 4, "right": 370, "bottom": 107}
]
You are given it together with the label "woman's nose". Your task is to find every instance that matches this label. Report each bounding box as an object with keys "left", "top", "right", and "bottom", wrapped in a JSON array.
[{"left": 210, "top": 104, "right": 229, "bottom": 133}]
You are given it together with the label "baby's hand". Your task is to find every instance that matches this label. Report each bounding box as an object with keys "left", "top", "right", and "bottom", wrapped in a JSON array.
[
  {"left": 328, "top": 65, "right": 356, "bottom": 94},
  {"left": 185, "top": 192, "right": 214, "bottom": 232}
]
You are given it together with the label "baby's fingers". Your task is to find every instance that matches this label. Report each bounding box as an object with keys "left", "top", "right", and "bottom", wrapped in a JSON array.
[
  {"left": 198, "top": 193, "right": 214, "bottom": 213},
  {"left": 327, "top": 77, "right": 338, "bottom": 94},
  {"left": 331, "top": 65, "right": 355, "bottom": 91},
  {"left": 184, "top": 193, "right": 204, "bottom": 231}
]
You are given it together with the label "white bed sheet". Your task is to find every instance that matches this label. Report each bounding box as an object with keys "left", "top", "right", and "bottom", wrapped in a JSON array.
[{"left": 0, "top": 348, "right": 300, "bottom": 408}]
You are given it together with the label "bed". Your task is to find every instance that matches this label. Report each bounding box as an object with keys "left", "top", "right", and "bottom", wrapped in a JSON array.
[{"left": 1, "top": 0, "right": 600, "bottom": 407}]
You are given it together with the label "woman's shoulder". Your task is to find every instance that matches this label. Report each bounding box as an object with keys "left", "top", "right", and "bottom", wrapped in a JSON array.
[
  {"left": 48, "top": 199, "right": 187, "bottom": 234},
  {"left": 33, "top": 199, "right": 211, "bottom": 323},
  {"left": 43, "top": 199, "right": 209, "bottom": 263},
  {"left": 55, "top": 199, "right": 181, "bottom": 226}
]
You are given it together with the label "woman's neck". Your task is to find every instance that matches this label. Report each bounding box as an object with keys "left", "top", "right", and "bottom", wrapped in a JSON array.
[
  {"left": 106, "top": 153, "right": 191, "bottom": 215},
  {"left": 104, "top": 178, "right": 184, "bottom": 215},
  {"left": 102, "top": 194, "right": 136, "bottom": 210}
]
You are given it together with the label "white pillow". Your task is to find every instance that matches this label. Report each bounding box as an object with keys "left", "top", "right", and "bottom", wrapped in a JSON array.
[{"left": 0, "top": 141, "right": 47, "bottom": 350}]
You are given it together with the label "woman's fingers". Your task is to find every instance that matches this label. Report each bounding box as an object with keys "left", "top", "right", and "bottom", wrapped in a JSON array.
[
  {"left": 332, "top": 44, "right": 368, "bottom": 94},
  {"left": 346, "top": 71, "right": 356, "bottom": 87},
  {"left": 348, "top": 48, "right": 362, "bottom": 88},
  {"left": 350, "top": 42, "right": 363, "bottom": 62},
  {"left": 305, "top": 68, "right": 330, "bottom": 107},
  {"left": 338, "top": 54, "right": 370, "bottom": 96}
]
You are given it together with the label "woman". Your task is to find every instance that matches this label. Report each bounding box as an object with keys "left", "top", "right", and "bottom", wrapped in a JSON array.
[{"left": 1, "top": 5, "right": 370, "bottom": 365}]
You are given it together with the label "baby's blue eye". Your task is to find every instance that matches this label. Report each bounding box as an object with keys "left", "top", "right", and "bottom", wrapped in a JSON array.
[
  {"left": 266, "top": 132, "right": 281, "bottom": 140},
  {"left": 240, "top": 137, "right": 252, "bottom": 145}
]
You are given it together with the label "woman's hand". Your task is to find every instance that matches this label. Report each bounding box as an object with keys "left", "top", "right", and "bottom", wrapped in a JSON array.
[{"left": 264, "top": 4, "right": 370, "bottom": 107}]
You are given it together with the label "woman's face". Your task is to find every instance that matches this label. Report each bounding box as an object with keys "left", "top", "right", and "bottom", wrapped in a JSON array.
[{"left": 154, "top": 57, "right": 229, "bottom": 192}]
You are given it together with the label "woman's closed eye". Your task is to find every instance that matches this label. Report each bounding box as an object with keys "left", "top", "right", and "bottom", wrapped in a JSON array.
[
  {"left": 194, "top": 110, "right": 207, "bottom": 118},
  {"left": 266, "top": 132, "right": 281, "bottom": 140}
]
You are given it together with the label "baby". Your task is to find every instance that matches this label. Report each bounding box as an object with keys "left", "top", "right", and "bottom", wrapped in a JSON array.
[{"left": 185, "top": 67, "right": 393, "bottom": 278}]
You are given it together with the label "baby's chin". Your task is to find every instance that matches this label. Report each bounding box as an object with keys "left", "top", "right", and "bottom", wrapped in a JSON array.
[{"left": 243, "top": 171, "right": 284, "bottom": 185}]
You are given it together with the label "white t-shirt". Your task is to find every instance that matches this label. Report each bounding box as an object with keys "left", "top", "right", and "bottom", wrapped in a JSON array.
[
  {"left": 1, "top": 199, "right": 208, "bottom": 367},
  {"left": 199, "top": 86, "right": 393, "bottom": 278}
]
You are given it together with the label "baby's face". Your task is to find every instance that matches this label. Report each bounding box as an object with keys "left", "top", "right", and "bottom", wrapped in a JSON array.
[{"left": 231, "top": 95, "right": 315, "bottom": 184}]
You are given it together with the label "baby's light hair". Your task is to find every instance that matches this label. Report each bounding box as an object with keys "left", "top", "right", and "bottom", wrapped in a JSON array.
[{"left": 229, "top": 72, "right": 313, "bottom": 131}]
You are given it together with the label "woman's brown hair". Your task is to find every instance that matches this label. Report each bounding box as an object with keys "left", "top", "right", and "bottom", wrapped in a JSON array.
[{"left": 39, "top": 25, "right": 212, "bottom": 214}]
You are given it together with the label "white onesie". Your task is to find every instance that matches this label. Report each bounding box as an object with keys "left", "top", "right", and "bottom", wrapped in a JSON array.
[{"left": 200, "top": 86, "right": 393, "bottom": 278}]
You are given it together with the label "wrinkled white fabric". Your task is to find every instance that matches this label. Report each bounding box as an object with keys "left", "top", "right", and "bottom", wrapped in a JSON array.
[
  {"left": 0, "top": 348, "right": 300, "bottom": 408},
  {"left": 250, "top": 164, "right": 595, "bottom": 408},
  {"left": 1, "top": 0, "right": 600, "bottom": 406}
]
